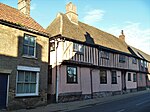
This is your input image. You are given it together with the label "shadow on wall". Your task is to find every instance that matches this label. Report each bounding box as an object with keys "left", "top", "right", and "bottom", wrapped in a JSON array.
[{"left": 0, "top": 35, "right": 48, "bottom": 110}]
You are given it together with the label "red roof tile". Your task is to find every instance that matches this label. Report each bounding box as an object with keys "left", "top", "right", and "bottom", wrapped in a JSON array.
[{"left": 0, "top": 3, "right": 47, "bottom": 34}]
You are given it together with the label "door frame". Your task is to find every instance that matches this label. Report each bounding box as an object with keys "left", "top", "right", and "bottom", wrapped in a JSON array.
[
  {"left": 6, "top": 75, "right": 9, "bottom": 108},
  {"left": 0, "top": 73, "right": 10, "bottom": 109}
]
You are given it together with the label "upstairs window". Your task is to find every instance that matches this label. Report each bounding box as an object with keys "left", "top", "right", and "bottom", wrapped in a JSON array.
[
  {"left": 141, "top": 60, "right": 144, "bottom": 66},
  {"left": 67, "top": 66, "right": 77, "bottom": 83},
  {"left": 101, "top": 51, "right": 109, "bottom": 59},
  {"left": 132, "top": 58, "right": 137, "bottom": 64},
  {"left": 100, "top": 70, "right": 107, "bottom": 84},
  {"left": 23, "top": 34, "right": 36, "bottom": 57},
  {"left": 128, "top": 73, "right": 131, "bottom": 81},
  {"left": 111, "top": 71, "right": 117, "bottom": 84},
  {"left": 144, "top": 61, "right": 147, "bottom": 68},
  {"left": 119, "top": 55, "right": 126, "bottom": 63},
  {"left": 73, "top": 43, "right": 84, "bottom": 54},
  {"left": 50, "top": 42, "right": 55, "bottom": 51}
]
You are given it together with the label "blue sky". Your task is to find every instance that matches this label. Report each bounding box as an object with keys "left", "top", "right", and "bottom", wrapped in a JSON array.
[{"left": 1, "top": 0, "right": 150, "bottom": 54}]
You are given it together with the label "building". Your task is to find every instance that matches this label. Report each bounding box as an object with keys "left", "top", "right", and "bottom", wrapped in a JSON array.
[
  {"left": 0, "top": 0, "right": 49, "bottom": 110},
  {"left": 46, "top": 2, "right": 150, "bottom": 103}
]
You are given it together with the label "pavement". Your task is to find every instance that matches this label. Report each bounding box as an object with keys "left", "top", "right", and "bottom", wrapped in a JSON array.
[{"left": 2, "top": 90, "right": 150, "bottom": 112}]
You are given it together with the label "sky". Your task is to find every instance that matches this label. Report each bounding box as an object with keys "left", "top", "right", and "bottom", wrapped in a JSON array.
[{"left": 1, "top": 0, "right": 150, "bottom": 55}]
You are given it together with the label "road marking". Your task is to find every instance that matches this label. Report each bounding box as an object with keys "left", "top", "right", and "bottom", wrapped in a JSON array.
[
  {"left": 136, "top": 100, "right": 150, "bottom": 106},
  {"left": 116, "top": 109, "right": 125, "bottom": 112}
]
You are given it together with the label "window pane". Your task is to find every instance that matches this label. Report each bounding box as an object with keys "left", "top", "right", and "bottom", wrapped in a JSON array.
[
  {"left": 17, "top": 84, "right": 24, "bottom": 93},
  {"left": 29, "top": 46, "right": 34, "bottom": 56},
  {"left": 29, "top": 37, "right": 35, "bottom": 46},
  {"left": 18, "top": 71, "right": 24, "bottom": 82},
  {"left": 24, "top": 36, "right": 29, "bottom": 45},
  {"left": 23, "top": 45, "right": 28, "bottom": 55},
  {"left": 25, "top": 72, "right": 30, "bottom": 82},
  {"left": 24, "top": 84, "right": 30, "bottom": 93},
  {"left": 31, "top": 72, "right": 36, "bottom": 82},
  {"left": 30, "top": 84, "right": 36, "bottom": 93},
  {"left": 100, "top": 70, "right": 107, "bottom": 84},
  {"left": 67, "top": 67, "right": 77, "bottom": 83}
]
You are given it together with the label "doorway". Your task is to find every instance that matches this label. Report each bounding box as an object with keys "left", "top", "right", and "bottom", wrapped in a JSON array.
[{"left": 0, "top": 74, "right": 8, "bottom": 109}]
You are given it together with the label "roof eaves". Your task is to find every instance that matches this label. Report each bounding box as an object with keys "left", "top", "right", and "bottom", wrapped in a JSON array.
[{"left": 0, "top": 19, "right": 49, "bottom": 37}]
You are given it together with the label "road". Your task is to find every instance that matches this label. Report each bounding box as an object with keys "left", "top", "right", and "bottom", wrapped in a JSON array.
[{"left": 70, "top": 92, "right": 150, "bottom": 112}]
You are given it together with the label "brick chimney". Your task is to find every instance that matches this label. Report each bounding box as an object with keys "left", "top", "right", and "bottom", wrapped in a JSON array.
[
  {"left": 18, "top": 0, "right": 30, "bottom": 16},
  {"left": 66, "top": 2, "right": 78, "bottom": 25},
  {"left": 119, "top": 30, "right": 125, "bottom": 42}
]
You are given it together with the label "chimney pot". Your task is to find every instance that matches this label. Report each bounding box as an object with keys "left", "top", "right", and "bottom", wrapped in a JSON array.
[{"left": 119, "top": 30, "right": 125, "bottom": 42}]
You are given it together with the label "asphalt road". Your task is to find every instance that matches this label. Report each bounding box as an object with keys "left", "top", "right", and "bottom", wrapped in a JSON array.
[{"left": 70, "top": 92, "right": 150, "bottom": 112}]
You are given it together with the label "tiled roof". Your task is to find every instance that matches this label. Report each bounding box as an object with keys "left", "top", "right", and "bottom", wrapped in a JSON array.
[
  {"left": 0, "top": 3, "right": 47, "bottom": 34},
  {"left": 129, "top": 46, "right": 150, "bottom": 61},
  {"left": 46, "top": 13, "right": 130, "bottom": 54}
]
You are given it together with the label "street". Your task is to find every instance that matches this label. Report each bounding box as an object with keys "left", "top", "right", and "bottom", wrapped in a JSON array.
[{"left": 70, "top": 92, "right": 150, "bottom": 112}]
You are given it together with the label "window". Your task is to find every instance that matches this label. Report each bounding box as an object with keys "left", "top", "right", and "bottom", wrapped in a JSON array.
[
  {"left": 16, "top": 66, "right": 39, "bottom": 96},
  {"left": 144, "top": 61, "right": 147, "bottom": 68},
  {"left": 67, "top": 66, "right": 77, "bottom": 83},
  {"left": 119, "top": 55, "right": 126, "bottom": 63},
  {"left": 100, "top": 70, "right": 107, "bottom": 84},
  {"left": 101, "top": 51, "right": 109, "bottom": 59},
  {"left": 23, "top": 34, "right": 36, "bottom": 57},
  {"left": 50, "top": 42, "right": 55, "bottom": 51},
  {"left": 111, "top": 71, "right": 117, "bottom": 84},
  {"left": 73, "top": 43, "right": 84, "bottom": 53},
  {"left": 128, "top": 73, "right": 131, "bottom": 81},
  {"left": 133, "top": 74, "right": 136, "bottom": 82},
  {"left": 132, "top": 58, "right": 137, "bottom": 64},
  {"left": 141, "top": 60, "right": 144, "bottom": 66},
  {"left": 140, "top": 73, "right": 143, "bottom": 81}
]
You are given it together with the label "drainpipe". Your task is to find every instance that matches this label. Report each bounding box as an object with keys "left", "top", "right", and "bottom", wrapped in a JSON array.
[
  {"left": 55, "top": 37, "right": 65, "bottom": 103},
  {"left": 90, "top": 68, "right": 93, "bottom": 99},
  {"left": 55, "top": 40, "right": 59, "bottom": 103}
]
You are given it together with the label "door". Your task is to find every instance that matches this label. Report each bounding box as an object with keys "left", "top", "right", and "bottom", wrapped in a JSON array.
[
  {"left": 0, "top": 74, "right": 8, "bottom": 109},
  {"left": 121, "top": 71, "right": 126, "bottom": 91}
]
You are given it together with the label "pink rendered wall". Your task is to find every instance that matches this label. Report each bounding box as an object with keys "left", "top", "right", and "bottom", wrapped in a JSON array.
[
  {"left": 59, "top": 65, "right": 82, "bottom": 93},
  {"left": 137, "top": 73, "right": 146, "bottom": 87},
  {"left": 126, "top": 72, "right": 137, "bottom": 89},
  {"left": 80, "top": 67, "right": 91, "bottom": 94},
  {"left": 99, "top": 70, "right": 122, "bottom": 91}
]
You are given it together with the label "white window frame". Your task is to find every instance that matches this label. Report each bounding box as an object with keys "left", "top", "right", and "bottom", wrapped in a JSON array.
[
  {"left": 73, "top": 43, "right": 84, "bottom": 53},
  {"left": 16, "top": 66, "right": 40, "bottom": 97},
  {"left": 23, "top": 34, "right": 36, "bottom": 58}
]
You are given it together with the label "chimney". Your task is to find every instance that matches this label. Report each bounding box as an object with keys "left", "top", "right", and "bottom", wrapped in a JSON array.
[
  {"left": 66, "top": 2, "right": 78, "bottom": 25},
  {"left": 119, "top": 30, "right": 125, "bottom": 42},
  {"left": 18, "top": 0, "right": 30, "bottom": 16}
]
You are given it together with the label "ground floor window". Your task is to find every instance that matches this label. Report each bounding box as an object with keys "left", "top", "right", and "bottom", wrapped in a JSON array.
[
  {"left": 16, "top": 66, "right": 40, "bottom": 96},
  {"left": 111, "top": 71, "right": 117, "bottom": 84},
  {"left": 100, "top": 70, "right": 107, "bottom": 84},
  {"left": 128, "top": 73, "right": 131, "bottom": 81},
  {"left": 133, "top": 74, "right": 137, "bottom": 82},
  {"left": 67, "top": 66, "right": 77, "bottom": 83}
]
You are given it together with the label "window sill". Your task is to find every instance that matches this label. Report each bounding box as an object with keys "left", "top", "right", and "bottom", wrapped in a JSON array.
[
  {"left": 111, "top": 83, "right": 117, "bottom": 84},
  {"left": 22, "top": 55, "right": 37, "bottom": 60},
  {"left": 15, "top": 94, "right": 39, "bottom": 98},
  {"left": 67, "top": 82, "right": 78, "bottom": 84}
]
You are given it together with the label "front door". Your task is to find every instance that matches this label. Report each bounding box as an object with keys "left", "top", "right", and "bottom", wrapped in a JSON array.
[
  {"left": 0, "top": 74, "right": 8, "bottom": 109},
  {"left": 121, "top": 71, "right": 126, "bottom": 91}
]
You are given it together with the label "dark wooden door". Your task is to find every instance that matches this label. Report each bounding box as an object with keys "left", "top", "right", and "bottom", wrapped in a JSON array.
[{"left": 0, "top": 74, "right": 8, "bottom": 109}]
